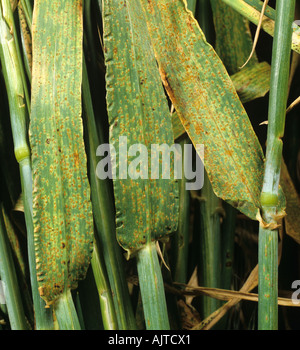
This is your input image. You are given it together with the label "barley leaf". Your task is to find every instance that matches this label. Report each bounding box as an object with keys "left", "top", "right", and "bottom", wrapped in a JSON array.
[
  {"left": 29, "top": 0, "right": 93, "bottom": 305},
  {"left": 141, "top": 0, "right": 284, "bottom": 220},
  {"left": 103, "top": 0, "right": 179, "bottom": 256}
]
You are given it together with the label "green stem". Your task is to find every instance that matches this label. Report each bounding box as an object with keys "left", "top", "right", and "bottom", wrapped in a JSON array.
[
  {"left": 136, "top": 242, "right": 170, "bottom": 330},
  {"left": 54, "top": 290, "right": 81, "bottom": 330},
  {"left": 91, "top": 237, "right": 118, "bottom": 330},
  {"left": 1, "top": 203, "right": 35, "bottom": 327},
  {"left": 7, "top": 1, "right": 31, "bottom": 114},
  {"left": 258, "top": 0, "right": 295, "bottom": 330},
  {"left": 74, "top": 292, "right": 85, "bottom": 330},
  {"left": 0, "top": 204, "right": 28, "bottom": 330}
]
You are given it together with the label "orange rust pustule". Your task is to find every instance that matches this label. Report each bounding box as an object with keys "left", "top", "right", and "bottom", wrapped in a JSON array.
[{"left": 147, "top": 0, "right": 155, "bottom": 14}]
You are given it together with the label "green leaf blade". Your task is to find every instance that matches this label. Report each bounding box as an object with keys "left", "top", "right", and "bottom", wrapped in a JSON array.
[
  {"left": 103, "top": 0, "right": 178, "bottom": 256},
  {"left": 29, "top": 0, "right": 93, "bottom": 306}
]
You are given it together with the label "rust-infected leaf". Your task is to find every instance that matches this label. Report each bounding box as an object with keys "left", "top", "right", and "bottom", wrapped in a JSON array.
[
  {"left": 141, "top": 0, "right": 284, "bottom": 220},
  {"left": 103, "top": 0, "right": 179, "bottom": 256},
  {"left": 29, "top": 0, "right": 93, "bottom": 305}
]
